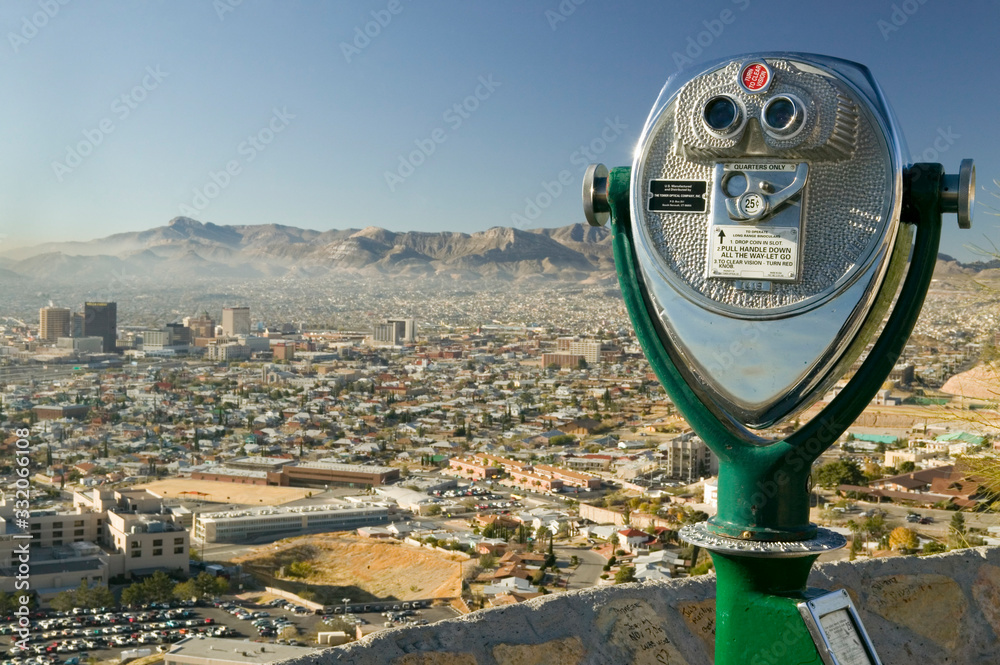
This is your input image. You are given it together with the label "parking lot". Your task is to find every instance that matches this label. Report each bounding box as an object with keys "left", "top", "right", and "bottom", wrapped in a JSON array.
[
  {"left": 1, "top": 594, "right": 460, "bottom": 665},
  {"left": 0, "top": 596, "right": 328, "bottom": 665},
  {"left": 0, "top": 604, "right": 234, "bottom": 665}
]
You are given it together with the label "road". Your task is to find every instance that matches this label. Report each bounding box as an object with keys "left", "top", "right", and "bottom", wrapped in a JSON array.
[
  {"left": 815, "top": 493, "right": 1000, "bottom": 541},
  {"left": 556, "top": 546, "right": 606, "bottom": 591},
  {"left": 199, "top": 541, "right": 264, "bottom": 562}
]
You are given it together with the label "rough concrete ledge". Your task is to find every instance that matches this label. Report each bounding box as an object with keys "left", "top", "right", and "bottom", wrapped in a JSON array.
[{"left": 280, "top": 547, "right": 1000, "bottom": 665}]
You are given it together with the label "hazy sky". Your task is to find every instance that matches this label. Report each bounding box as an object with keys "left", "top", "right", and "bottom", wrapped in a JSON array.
[{"left": 0, "top": 0, "right": 996, "bottom": 260}]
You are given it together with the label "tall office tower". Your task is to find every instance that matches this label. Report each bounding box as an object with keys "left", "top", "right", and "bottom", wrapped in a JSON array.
[
  {"left": 70, "top": 312, "right": 84, "bottom": 338},
  {"left": 83, "top": 302, "right": 118, "bottom": 353},
  {"left": 221, "top": 307, "right": 251, "bottom": 337},
  {"left": 39, "top": 307, "right": 71, "bottom": 342},
  {"left": 185, "top": 312, "right": 215, "bottom": 339},
  {"left": 386, "top": 318, "right": 417, "bottom": 343},
  {"left": 372, "top": 322, "right": 401, "bottom": 345},
  {"left": 165, "top": 323, "right": 191, "bottom": 345}
]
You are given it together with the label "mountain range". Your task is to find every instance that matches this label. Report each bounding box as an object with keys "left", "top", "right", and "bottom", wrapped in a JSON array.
[
  {"left": 0, "top": 216, "right": 996, "bottom": 286},
  {"left": 0, "top": 217, "right": 616, "bottom": 284}
]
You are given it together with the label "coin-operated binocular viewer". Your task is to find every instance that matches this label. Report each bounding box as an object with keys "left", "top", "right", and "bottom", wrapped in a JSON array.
[{"left": 583, "top": 53, "right": 974, "bottom": 665}]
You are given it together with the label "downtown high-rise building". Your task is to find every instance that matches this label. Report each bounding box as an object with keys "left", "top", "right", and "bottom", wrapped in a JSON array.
[
  {"left": 372, "top": 319, "right": 417, "bottom": 345},
  {"left": 39, "top": 307, "right": 71, "bottom": 342},
  {"left": 388, "top": 318, "right": 417, "bottom": 343},
  {"left": 83, "top": 302, "right": 118, "bottom": 353},
  {"left": 184, "top": 312, "right": 215, "bottom": 339},
  {"left": 70, "top": 312, "right": 84, "bottom": 338},
  {"left": 221, "top": 307, "right": 251, "bottom": 337}
]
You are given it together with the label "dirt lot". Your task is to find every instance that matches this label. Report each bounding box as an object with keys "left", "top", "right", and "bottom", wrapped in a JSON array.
[
  {"left": 136, "top": 478, "right": 313, "bottom": 505},
  {"left": 233, "top": 534, "right": 471, "bottom": 601}
]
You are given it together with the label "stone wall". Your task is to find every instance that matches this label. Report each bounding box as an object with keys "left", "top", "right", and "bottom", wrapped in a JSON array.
[
  {"left": 577, "top": 503, "right": 670, "bottom": 532},
  {"left": 280, "top": 547, "right": 1000, "bottom": 665}
]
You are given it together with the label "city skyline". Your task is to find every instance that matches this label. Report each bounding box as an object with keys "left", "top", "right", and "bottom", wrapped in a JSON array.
[{"left": 0, "top": 1, "right": 997, "bottom": 262}]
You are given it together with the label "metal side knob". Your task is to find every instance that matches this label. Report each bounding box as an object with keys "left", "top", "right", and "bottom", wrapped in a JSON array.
[
  {"left": 582, "top": 163, "right": 610, "bottom": 227},
  {"left": 940, "top": 158, "right": 975, "bottom": 229}
]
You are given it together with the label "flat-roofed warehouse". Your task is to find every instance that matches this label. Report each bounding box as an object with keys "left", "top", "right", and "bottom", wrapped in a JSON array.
[
  {"left": 165, "top": 637, "right": 316, "bottom": 665},
  {"left": 274, "top": 461, "right": 399, "bottom": 488},
  {"left": 192, "top": 502, "right": 391, "bottom": 543}
]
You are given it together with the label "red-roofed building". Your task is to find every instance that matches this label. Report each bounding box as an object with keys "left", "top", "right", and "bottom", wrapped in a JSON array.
[{"left": 618, "top": 528, "right": 654, "bottom": 554}]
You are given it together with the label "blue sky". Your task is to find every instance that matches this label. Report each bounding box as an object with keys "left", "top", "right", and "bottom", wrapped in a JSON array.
[{"left": 0, "top": 0, "right": 996, "bottom": 260}]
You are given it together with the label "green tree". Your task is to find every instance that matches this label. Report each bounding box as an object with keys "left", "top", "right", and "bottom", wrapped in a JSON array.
[
  {"left": 815, "top": 459, "right": 866, "bottom": 489},
  {"left": 185, "top": 572, "right": 229, "bottom": 599},
  {"left": 51, "top": 579, "right": 114, "bottom": 610},
  {"left": 50, "top": 590, "right": 77, "bottom": 612},
  {"left": 922, "top": 541, "right": 947, "bottom": 555},
  {"left": 482, "top": 521, "right": 512, "bottom": 541},
  {"left": 120, "top": 583, "right": 147, "bottom": 608},
  {"left": 614, "top": 566, "right": 637, "bottom": 584},
  {"left": 173, "top": 579, "right": 197, "bottom": 601},
  {"left": 949, "top": 512, "right": 968, "bottom": 548},
  {"left": 145, "top": 571, "right": 177, "bottom": 603},
  {"left": 861, "top": 513, "right": 888, "bottom": 547},
  {"left": 897, "top": 461, "right": 916, "bottom": 473}
]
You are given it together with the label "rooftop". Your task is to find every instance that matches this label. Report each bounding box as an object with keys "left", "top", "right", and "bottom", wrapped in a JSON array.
[
  {"left": 166, "top": 636, "right": 315, "bottom": 664},
  {"left": 294, "top": 461, "right": 396, "bottom": 474},
  {"left": 192, "top": 466, "right": 269, "bottom": 479},
  {"left": 198, "top": 502, "right": 387, "bottom": 522}
]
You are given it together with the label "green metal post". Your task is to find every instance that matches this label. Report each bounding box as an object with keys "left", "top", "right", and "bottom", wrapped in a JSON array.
[
  {"left": 711, "top": 553, "right": 822, "bottom": 664},
  {"left": 606, "top": 164, "right": 945, "bottom": 663}
]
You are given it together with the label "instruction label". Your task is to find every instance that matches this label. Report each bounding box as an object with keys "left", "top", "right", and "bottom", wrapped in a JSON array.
[
  {"left": 709, "top": 225, "right": 799, "bottom": 280},
  {"left": 819, "top": 609, "right": 875, "bottom": 665}
]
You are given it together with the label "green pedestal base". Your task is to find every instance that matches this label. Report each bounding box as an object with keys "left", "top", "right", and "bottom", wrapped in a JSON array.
[{"left": 711, "top": 553, "right": 823, "bottom": 665}]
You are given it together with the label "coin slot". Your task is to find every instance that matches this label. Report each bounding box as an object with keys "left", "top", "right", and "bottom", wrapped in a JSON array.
[{"left": 723, "top": 172, "right": 748, "bottom": 197}]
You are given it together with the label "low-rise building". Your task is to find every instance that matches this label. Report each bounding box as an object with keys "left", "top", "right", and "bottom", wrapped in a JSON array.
[
  {"left": 532, "top": 464, "right": 602, "bottom": 490},
  {"left": 32, "top": 404, "right": 91, "bottom": 420},
  {"left": 277, "top": 461, "right": 399, "bottom": 488},
  {"left": 0, "top": 489, "right": 188, "bottom": 597},
  {"left": 504, "top": 469, "right": 563, "bottom": 493},
  {"left": 448, "top": 456, "right": 503, "bottom": 481},
  {"left": 193, "top": 502, "right": 392, "bottom": 543},
  {"left": 884, "top": 449, "right": 935, "bottom": 468},
  {"left": 165, "top": 637, "right": 316, "bottom": 665}
]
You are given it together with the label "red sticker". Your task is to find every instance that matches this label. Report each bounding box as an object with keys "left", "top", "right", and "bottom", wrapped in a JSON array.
[{"left": 740, "top": 63, "right": 769, "bottom": 92}]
